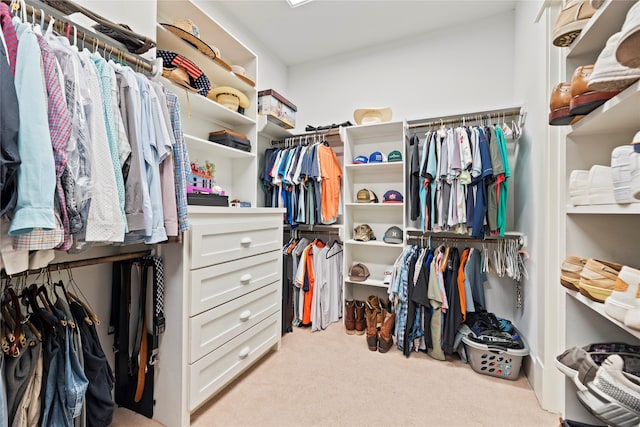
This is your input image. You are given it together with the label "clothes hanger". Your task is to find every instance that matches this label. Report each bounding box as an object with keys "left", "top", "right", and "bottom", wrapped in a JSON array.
[{"left": 65, "top": 265, "right": 100, "bottom": 325}]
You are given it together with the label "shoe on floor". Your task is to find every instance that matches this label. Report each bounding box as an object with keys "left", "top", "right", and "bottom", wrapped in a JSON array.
[
  {"left": 577, "top": 355, "right": 640, "bottom": 427},
  {"left": 553, "top": 0, "right": 597, "bottom": 47},
  {"left": 354, "top": 300, "right": 366, "bottom": 335},
  {"left": 604, "top": 265, "right": 640, "bottom": 323},
  {"left": 584, "top": 342, "right": 640, "bottom": 377},
  {"left": 587, "top": 165, "right": 616, "bottom": 205},
  {"left": 589, "top": 32, "right": 640, "bottom": 92},
  {"left": 569, "top": 170, "right": 590, "bottom": 205},
  {"left": 344, "top": 299, "right": 356, "bottom": 335},
  {"left": 616, "top": 1, "right": 640, "bottom": 69},
  {"left": 549, "top": 82, "right": 575, "bottom": 125},
  {"left": 611, "top": 145, "right": 636, "bottom": 204},
  {"left": 579, "top": 258, "right": 623, "bottom": 303},
  {"left": 561, "top": 255, "right": 588, "bottom": 291},
  {"left": 570, "top": 65, "right": 619, "bottom": 115}
]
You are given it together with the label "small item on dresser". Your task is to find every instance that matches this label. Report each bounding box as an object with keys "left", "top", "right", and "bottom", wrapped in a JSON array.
[
  {"left": 186, "top": 193, "right": 229, "bottom": 207},
  {"left": 230, "top": 199, "right": 252, "bottom": 208},
  {"left": 208, "top": 130, "right": 251, "bottom": 152},
  {"left": 159, "top": 18, "right": 233, "bottom": 71},
  {"left": 258, "top": 89, "right": 297, "bottom": 129},
  {"left": 207, "top": 86, "right": 250, "bottom": 112}
]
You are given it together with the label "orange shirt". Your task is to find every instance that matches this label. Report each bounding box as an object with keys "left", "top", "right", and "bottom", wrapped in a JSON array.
[
  {"left": 317, "top": 144, "right": 342, "bottom": 223},
  {"left": 458, "top": 248, "right": 470, "bottom": 322},
  {"left": 302, "top": 240, "right": 325, "bottom": 325}
]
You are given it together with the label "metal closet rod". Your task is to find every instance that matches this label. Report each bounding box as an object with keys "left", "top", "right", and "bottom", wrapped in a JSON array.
[
  {"left": 1, "top": 250, "right": 152, "bottom": 278},
  {"left": 406, "top": 232, "right": 524, "bottom": 245},
  {"left": 408, "top": 108, "right": 523, "bottom": 129},
  {"left": 4, "top": 0, "right": 155, "bottom": 73},
  {"left": 271, "top": 128, "right": 341, "bottom": 146}
]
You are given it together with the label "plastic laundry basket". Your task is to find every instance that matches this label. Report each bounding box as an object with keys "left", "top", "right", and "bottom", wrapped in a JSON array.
[{"left": 461, "top": 328, "right": 529, "bottom": 381}]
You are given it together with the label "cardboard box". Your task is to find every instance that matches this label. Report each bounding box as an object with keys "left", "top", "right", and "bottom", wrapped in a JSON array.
[{"left": 258, "top": 89, "right": 297, "bottom": 129}]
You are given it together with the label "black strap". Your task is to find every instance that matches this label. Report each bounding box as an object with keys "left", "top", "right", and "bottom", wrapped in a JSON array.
[
  {"left": 130, "top": 262, "right": 149, "bottom": 375},
  {"left": 143, "top": 256, "right": 164, "bottom": 365},
  {"left": 113, "top": 260, "right": 132, "bottom": 402}
]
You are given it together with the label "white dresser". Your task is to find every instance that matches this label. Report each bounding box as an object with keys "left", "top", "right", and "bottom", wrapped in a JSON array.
[{"left": 157, "top": 207, "right": 284, "bottom": 427}]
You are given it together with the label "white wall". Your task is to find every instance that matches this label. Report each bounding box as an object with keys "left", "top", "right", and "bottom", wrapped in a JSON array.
[
  {"left": 288, "top": 9, "right": 516, "bottom": 132},
  {"left": 512, "top": 0, "right": 562, "bottom": 413}
]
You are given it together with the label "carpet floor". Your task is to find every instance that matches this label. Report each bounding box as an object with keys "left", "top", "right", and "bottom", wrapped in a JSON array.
[{"left": 189, "top": 322, "right": 559, "bottom": 427}]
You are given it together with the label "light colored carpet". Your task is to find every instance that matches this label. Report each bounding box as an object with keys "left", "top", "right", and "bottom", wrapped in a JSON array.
[{"left": 190, "top": 322, "right": 559, "bottom": 427}]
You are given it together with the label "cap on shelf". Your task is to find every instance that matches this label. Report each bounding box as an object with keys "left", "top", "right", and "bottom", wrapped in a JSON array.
[
  {"left": 369, "top": 151, "right": 386, "bottom": 163},
  {"left": 356, "top": 189, "right": 378, "bottom": 203},
  {"left": 349, "top": 263, "right": 370, "bottom": 282},
  {"left": 353, "top": 155, "right": 369, "bottom": 164},
  {"left": 383, "top": 226, "right": 403, "bottom": 244},
  {"left": 388, "top": 150, "right": 403, "bottom": 162},
  {"left": 383, "top": 190, "right": 403, "bottom": 204},
  {"left": 354, "top": 224, "right": 376, "bottom": 241}
]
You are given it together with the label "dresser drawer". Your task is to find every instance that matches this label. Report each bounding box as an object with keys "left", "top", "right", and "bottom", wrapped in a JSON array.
[
  {"left": 189, "top": 214, "right": 282, "bottom": 269},
  {"left": 189, "top": 251, "right": 281, "bottom": 316},
  {"left": 188, "top": 313, "right": 280, "bottom": 411},
  {"left": 189, "top": 283, "right": 280, "bottom": 363}
]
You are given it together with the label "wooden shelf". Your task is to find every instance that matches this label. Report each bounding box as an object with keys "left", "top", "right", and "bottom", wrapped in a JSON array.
[
  {"left": 567, "top": 0, "right": 635, "bottom": 59},
  {"left": 257, "top": 115, "right": 293, "bottom": 139},
  {"left": 344, "top": 278, "right": 389, "bottom": 288},
  {"left": 568, "top": 80, "right": 640, "bottom": 137},
  {"left": 156, "top": 24, "right": 256, "bottom": 94},
  {"left": 566, "top": 289, "right": 640, "bottom": 340},
  {"left": 184, "top": 134, "right": 255, "bottom": 159},
  {"left": 163, "top": 78, "right": 256, "bottom": 127}
]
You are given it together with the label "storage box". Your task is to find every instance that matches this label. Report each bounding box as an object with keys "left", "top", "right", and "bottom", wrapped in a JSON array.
[
  {"left": 258, "top": 89, "right": 297, "bottom": 129},
  {"left": 461, "top": 327, "right": 529, "bottom": 381},
  {"left": 187, "top": 193, "right": 229, "bottom": 207},
  {"left": 208, "top": 130, "right": 251, "bottom": 152}
]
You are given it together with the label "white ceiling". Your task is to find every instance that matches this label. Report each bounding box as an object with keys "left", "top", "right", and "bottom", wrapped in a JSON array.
[{"left": 213, "top": 0, "right": 518, "bottom": 66}]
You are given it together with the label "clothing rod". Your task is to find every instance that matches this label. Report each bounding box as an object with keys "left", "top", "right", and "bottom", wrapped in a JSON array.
[
  {"left": 408, "top": 108, "right": 522, "bottom": 129},
  {"left": 406, "top": 232, "right": 523, "bottom": 244},
  {"left": 270, "top": 128, "right": 341, "bottom": 146},
  {"left": 294, "top": 230, "right": 341, "bottom": 236},
  {"left": 5, "top": 0, "right": 155, "bottom": 73},
  {"left": 1, "top": 250, "right": 152, "bottom": 278}
]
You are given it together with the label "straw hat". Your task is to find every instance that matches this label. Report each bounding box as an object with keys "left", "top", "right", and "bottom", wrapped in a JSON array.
[
  {"left": 353, "top": 107, "right": 392, "bottom": 125},
  {"left": 157, "top": 49, "right": 211, "bottom": 96},
  {"left": 160, "top": 18, "right": 232, "bottom": 71},
  {"left": 231, "top": 64, "right": 255, "bottom": 87},
  {"left": 207, "top": 86, "right": 250, "bottom": 111}
]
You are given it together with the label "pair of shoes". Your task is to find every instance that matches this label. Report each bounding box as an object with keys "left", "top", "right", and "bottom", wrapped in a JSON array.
[
  {"left": 569, "top": 165, "right": 616, "bottom": 206},
  {"left": 579, "top": 258, "right": 622, "bottom": 303},
  {"left": 577, "top": 355, "right": 640, "bottom": 427},
  {"left": 552, "top": 0, "right": 598, "bottom": 47},
  {"left": 344, "top": 299, "right": 365, "bottom": 335},
  {"left": 604, "top": 265, "right": 640, "bottom": 330},
  {"left": 364, "top": 295, "right": 395, "bottom": 353},
  {"left": 616, "top": 2, "right": 640, "bottom": 69},
  {"left": 549, "top": 66, "right": 618, "bottom": 125},
  {"left": 589, "top": 32, "right": 640, "bottom": 93},
  {"left": 561, "top": 255, "right": 588, "bottom": 291}
]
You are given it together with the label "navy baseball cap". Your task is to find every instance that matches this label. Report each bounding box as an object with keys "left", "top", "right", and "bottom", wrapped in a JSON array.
[
  {"left": 383, "top": 190, "right": 403, "bottom": 204},
  {"left": 353, "top": 155, "right": 369, "bottom": 164},
  {"left": 369, "top": 151, "right": 386, "bottom": 163}
]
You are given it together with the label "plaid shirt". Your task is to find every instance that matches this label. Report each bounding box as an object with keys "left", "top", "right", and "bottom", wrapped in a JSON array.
[
  {"left": 166, "top": 90, "right": 190, "bottom": 232},
  {"left": 0, "top": 3, "right": 17, "bottom": 74}
]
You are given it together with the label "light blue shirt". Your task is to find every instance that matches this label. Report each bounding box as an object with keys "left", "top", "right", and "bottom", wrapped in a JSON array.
[
  {"left": 9, "top": 19, "right": 56, "bottom": 235},
  {"left": 136, "top": 75, "right": 167, "bottom": 244}
]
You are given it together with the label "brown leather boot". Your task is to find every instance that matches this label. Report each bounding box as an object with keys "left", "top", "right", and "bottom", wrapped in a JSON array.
[
  {"left": 365, "top": 307, "right": 378, "bottom": 351},
  {"left": 367, "top": 295, "right": 383, "bottom": 328},
  {"left": 344, "top": 300, "right": 355, "bottom": 335},
  {"left": 354, "top": 300, "right": 365, "bottom": 335},
  {"left": 378, "top": 310, "right": 396, "bottom": 353}
]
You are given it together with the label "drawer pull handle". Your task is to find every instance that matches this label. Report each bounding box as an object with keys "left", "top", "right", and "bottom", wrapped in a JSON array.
[
  {"left": 238, "top": 346, "right": 250, "bottom": 359},
  {"left": 239, "top": 310, "right": 251, "bottom": 321},
  {"left": 240, "top": 274, "right": 252, "bottom": 283},
  {"left": 240, "top": 237, "right": 252, "bottom": 246}
]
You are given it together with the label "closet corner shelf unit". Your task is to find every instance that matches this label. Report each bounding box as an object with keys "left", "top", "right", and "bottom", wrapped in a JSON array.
[
  {"left": 257, "top": 115, "right": 293, "bottom": 139},
  {"left": 342, "top": 120, "right": 407, "bottom": 303},
  {"left": 559, "top": 0, "right": 640, "bottom": 422}
]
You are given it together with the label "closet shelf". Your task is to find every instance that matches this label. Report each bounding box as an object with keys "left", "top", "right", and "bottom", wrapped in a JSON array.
[
  {"left": 344, "top": 239, "right": 404, "bottom": 248},
  {"left": 183, "top": 134, "right": 255, "bottom": 159},
  {"left": 344, "top": 202, "right": 404, "bottom": 209},
  {"left": 343, "top": 121, "right": 406, "bottom": 140},
  {"left": 257, "top": 115, "right": 293, "bottom": 139},
  {"left": 344, "top": 278, "right": 389, "bottom": 289},
  {"left": 566, "top": 289, "right": 640, "bottom": 340},
  {"left": 156, "top": 24, "right": 256, "bottom": 93},
  {"left": 567, "top": 0, "right": 634, "bottom": 59},
  {"left": 163, "top": 78, "right": 256, "bottom": 127},
  {"left": 565, "top": 203, "right": 640, "bottom": 215},
  {"left": 344, "top": 163, "right": 403, "bottom": 174},
  {"left": 567, "top": 80, "right": 640, "bottom": 137}
]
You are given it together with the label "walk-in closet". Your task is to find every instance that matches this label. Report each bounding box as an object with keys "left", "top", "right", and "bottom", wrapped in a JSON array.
[{"left": 1, "top": 0, "right": 639, "bottom": 426}]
